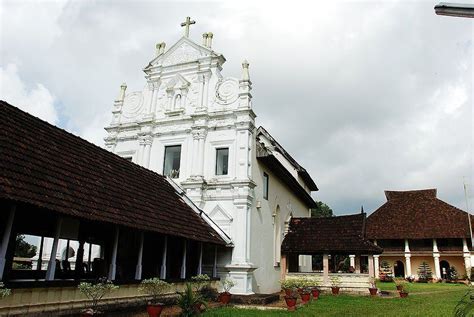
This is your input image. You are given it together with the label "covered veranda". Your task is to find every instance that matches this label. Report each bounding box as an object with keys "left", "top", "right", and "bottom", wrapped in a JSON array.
[
  {"left": 0, "top": 101, "right": 231, "bottom": 315},
  {"left": 280, "top": 214, "right": 383, "bottom": 293}
]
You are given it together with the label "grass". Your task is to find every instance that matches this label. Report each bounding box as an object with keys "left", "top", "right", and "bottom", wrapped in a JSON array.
[{"left": 203, "top": 282, "right": 469, "bottom": 317}]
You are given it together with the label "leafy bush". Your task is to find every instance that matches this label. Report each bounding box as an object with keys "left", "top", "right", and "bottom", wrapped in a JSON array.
[
  {"left": 177, "top": 283, "right": 207, "bottom": 317},
  {"left": 448, "top": 266, "right": 459, "bottom": 281},
  {"left": 454, "top": 287, "right": 474, "bottom": 317},
  {"left": 379, "top": 260, "right": 394, "bottom": 282},
  {"left": 191, "top": 274, "right": 210, "bottom": 292},
  {"left": 330, "top": 276, "right": 342, "bottom": 288},
  {"left": 78, "top": 278, "right": 118, "bottom": 312},
  {"left": 221, "top": 278, "right": 235, "bottom": 293},
  {"left": 0, "top": 282, "right": 11, "bottom": 299},
  {"left": 139, "top": 278, "right": 170, "bottom": 304},
  {"left": 417, "top": 262, "right": 433, "bottom": 282}
]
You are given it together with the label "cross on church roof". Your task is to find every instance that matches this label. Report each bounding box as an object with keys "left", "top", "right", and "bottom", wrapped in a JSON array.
[{"left": 180, "top": 17, "right": 196, "bottom": 38}]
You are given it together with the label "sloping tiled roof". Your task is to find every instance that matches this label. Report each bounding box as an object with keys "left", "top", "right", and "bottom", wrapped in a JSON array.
[
  {"left": 0, "top": 101, "right": 225, "bottom": 245},
  {"left": 281, "top": 214, "right": 382, "bottom": 254},
  {"left": 366, "top": 189, "right": 472, "bottom": 240}
]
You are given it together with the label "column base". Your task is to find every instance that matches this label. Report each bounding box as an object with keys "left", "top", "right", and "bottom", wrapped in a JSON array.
[{"left": 225, "top": 263, "right": 257, "bottom": 295}]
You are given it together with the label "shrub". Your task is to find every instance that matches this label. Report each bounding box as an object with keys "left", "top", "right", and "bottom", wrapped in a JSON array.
[
  {"left": 417, "top": 262, "right": 433, "bottom": 282},
  {"left": 78, "top": 278, "right": 119, "bottom": 312},
  {"left": 0, "top": 282, "right": 11, "bottom": 299},
  {"left": 221, "top": 278, "right": 235, "bottom": 293},
  {"left": 139, "top": 278, "right": 170, "bottom": 304},
  {"left": 191, "top": 274, "right": 211, "bottom": 292},
  {"left": 177, "top": 283, "right": 207, "bottom": 317},
  {"left": 454, "top": 287, "right": 474, "bottom": 317},
  {"left": 330, "top": 276, "right": 342, "bottom": 288},
  {"left": 448, "top": 266, "right": 459, "bottom": 281},
  {"left": 369, "top": 277, "right": 377, "bottom": 289},
  {"left": 379, "top": 260, "right": 394, "bottom": 282}
]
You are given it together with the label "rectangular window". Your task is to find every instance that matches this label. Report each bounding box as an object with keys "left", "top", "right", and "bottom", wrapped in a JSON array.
[
  {"left": 163, "top": 145, "right": 181, "bottom": 178},
  {"left": 263, "top": 172, "right": 269, "bottom": 200},
  {"left": 215, "top": 148, "right": 229, "bottom": 175}
]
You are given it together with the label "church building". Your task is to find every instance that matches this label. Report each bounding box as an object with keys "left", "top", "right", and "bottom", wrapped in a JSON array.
[{"left": 104, "top": 18, "right": 318, "bottom": 294}]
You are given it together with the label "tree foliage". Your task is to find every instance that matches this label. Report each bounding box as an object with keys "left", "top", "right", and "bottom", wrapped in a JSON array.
[
  {"left": 311, "top": 201, "right": 334, "bottom": 218},
  {"left": 14, "top": 235, "right": 37, "bottom": 258}
]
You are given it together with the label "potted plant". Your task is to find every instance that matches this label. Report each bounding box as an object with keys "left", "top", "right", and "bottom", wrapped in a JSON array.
[
  {"left": 78, "top": 278, "right": 119, "bottom": 316},
  {"left": 139, "top": 278, "right": 171, "bottom": 317},
  {"left": 177, "top": 283, "right": 207, "bottom": 316},
  {"left": 284, "top": 287, "right": 298, "bottom": 311},
  {"left": 280, "top": 279, "right": 294, "bottom": 297},
  {"left": 298, "top": 278, "right": 311, "bottom": 304},
  {"left": 368, "top": 277, "right": 378, "bottom": 296},
  {"left": 379, "top": 261, "right": 394, "bottom": 282},
  {"left": 310, "top": 277, "right": 321, "bottom": 300},
  {"left": 398, "top": 280, "right": 409, "bottom": 298},
  {"left": 417, "top": 262, "right": 433, "bottom": 283},
  {"left": 330, "top": 276, "right": 342, "bottom": 295},
  {"left": 0, "top": 282, "right": 11, "bottom": 299},
  {"left": 219, "top": 278, "right": 235, "bottom": 304},
  {"left": 191, "top": 274, "right": 211, "bottom": 312},
  {"left": 394, "top": 277, "right": 405, "bottom": 291}
]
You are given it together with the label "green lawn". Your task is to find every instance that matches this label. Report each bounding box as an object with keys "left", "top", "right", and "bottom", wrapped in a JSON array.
[{"left": 203, "top": 282, "right": 469, "bottom": 317}]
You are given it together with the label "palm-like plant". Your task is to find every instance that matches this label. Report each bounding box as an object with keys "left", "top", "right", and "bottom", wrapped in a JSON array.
[
  {"left": 177, "top": 283, "right": 207, "bottom": 317},
  {"left": 454, "top": 287, "right": 474, "bottom": 317}
]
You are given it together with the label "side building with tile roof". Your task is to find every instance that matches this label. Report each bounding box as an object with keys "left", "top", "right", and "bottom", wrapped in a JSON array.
[{"left": 366, "top": 189, "right": 473, "bottom": 280}]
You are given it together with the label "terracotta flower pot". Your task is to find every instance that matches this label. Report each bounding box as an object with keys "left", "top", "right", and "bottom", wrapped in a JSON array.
[
  {"left": 146, "top": 304, "right": 164, "bottom": 317},
  {"left": 399, "top": 291, "right": 408, "bottom": 298},
  {"left": 220, "top": 292, "right": 232, "bottom": 304},
  {"left": 369, "top": 288, "right": 378, "bottom": 296},
  {"left": 331, "top": 287, "right": 340, "bottom": 295},
  {"left": 396, "top": 285, "right": 403, "bottom": 291},
  {"left": 285, "top": 288, "right": 292, "bottom": 296},
  {"left": 300, "top": 292, "right": 311, "bottom": 304},
  {"left": 285, "top": 296, "right": 297, "bottom": 311},
  {"left": 81, "top": 309, "right": 95, "bottom": 317},
  {"left": 297, "top": 287, "right": 303, "bottom": 295},
  {"left": 311, "top": 288, "right": 320, "bottom": 299}
]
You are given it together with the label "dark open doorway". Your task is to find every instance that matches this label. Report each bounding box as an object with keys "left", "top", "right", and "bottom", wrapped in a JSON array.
[
  {"left": 394, "top": 260, "right": 405, "bottom": 277},
  {"left": 440, "top": 260, "right": 450, "bottom": 279}
]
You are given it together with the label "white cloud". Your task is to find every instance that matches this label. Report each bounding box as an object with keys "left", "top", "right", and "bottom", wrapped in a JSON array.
[{"left": 0, "top": 64, "right": 58, "bottom": 125}]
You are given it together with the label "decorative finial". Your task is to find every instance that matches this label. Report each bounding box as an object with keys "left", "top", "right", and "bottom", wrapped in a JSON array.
[
  {"left": 180, "top": 17, "right": 196, "bottom": 37},
  {"left": 155, "top": 42, "right": 166, "bottom": 56},
  {"left": 360, "top": 205, "right": 364, "bottom": 214},
  {"left": 242, "top": 60, "right": 250, "bottom": 81},
  {"left": 202, "top": 33, "right": 208, "bottom": 46},
  {"left": 117, "top": 83, "right": 127, "bottom": 101}
]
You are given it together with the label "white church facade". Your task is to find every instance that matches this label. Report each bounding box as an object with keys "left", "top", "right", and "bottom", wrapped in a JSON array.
[{"left": 104, "top": 18, "right": 318, "bottom": 294}]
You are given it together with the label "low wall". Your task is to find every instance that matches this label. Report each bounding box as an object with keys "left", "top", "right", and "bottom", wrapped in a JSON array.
[
  {"left": 286, "top": 273, "right": 371, "bottom": 294},
  {"left": 0, "top": 280, "right": 219, "bottom": 316}
]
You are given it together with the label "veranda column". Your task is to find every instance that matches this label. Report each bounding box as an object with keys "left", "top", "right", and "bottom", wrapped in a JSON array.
[
  {"left": 349, "top": 255, "right": 355, "bottom": 269},
  {"left": 374, "top": 255, "right": 380, "bottom": 278},
  {"left": 197, "top": 242, "right": 203, "bottom": 275},
  {"left": 108, "top": 227, "right": 120, "bottom": 280},
  {"left": 180, "top": 240, "right": 187, "bottom": 279},
  {"left": 355, "top": 256, "right": 361, "bottom": 274},
  {"left": 0, "top": 205, "right": 16, "bottom": 280},
  {"left": 160, "top": 236, "right": 168, "bottom": 279},
  {"left": 404, "top": 239, "right": 412, "bottom": 277},
  {"left": 433, "top": 239, "right": 441, "bottom": 280},
  {"left": 212, "top": 245, "right": 218, "bottom": 278},
  {"left": 323, "top": 254, "right": 329, "bottom": 285},
  {"left": 463, "top": 238, "right": 471, "bottom": 276},
  {"left": 46, "top": 217, "right": 63, "bottom": 281},
  {"left": 75, "top": 240, "right": 85, "bottom": 277},
  {"left": 368, "top": 255, "right": 375, "bottom": 277},
  {"left": 280, "top": 254, "right": 287, "bottom": 281},
  {"left": 135, "top": 232, "right": 144, "bottom": 280}
]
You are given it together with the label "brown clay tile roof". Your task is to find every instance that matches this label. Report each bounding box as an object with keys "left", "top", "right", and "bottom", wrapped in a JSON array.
[
  {"left": 281, "top": 214, "right": 382, "bottom": 254},
  {"left": 0, "top": 101, "right": 225, "bottom": 245},
  {"left": 366, "top": 189, "right": 472, "bottom": 240}
]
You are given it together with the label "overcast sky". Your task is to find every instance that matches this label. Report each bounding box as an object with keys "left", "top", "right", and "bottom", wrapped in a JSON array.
[{"left": 1, "top": 0, "right": 472, "bottom": 215}]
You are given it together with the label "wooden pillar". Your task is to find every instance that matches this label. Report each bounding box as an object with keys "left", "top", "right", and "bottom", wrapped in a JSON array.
[
  {"left": 75, "top": 240, "right": 85, "bottom": 277},
  {"left": 37, "top": 236, "right": 44, "bottom": 271},
  {"left": 197, "top": 242, "right": 203, "bottom": 275},
  {"left": 46, "top": 217, "right": 63, "bottom": 281},
  {"left": 108, "top": 226, "right": 119, "bottom": 280},
  {"left": 135, "top": 232, "right": 144, "bottom": 280},
  {"left": 212, "top": 245, "right": 218, "bottom": 278},
  {"left": 368, "top": 255, "right": 375, "bottom": 278},
  {"left": 323, "top": 253, "right": 329, "bottom": 284},
  {"left": 0, "top": 205, "right": 16, "bottom": 281},
  {"left": 160, "top": 236, "right": 168, "bottom": 279},
  {"left": 180, "top": 240, "right": 187, "bottom": 279},
  {"left": 280, "top": 254, "right": 287, "bottom": 281}
]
